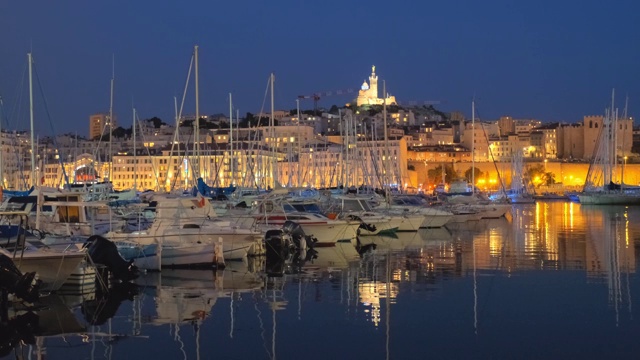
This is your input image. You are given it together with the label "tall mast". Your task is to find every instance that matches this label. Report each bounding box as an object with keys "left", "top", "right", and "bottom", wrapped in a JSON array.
[
  {"left": 28, "top": 53, "right": 36, "bottom": 189},
  {"left": 133, "top": 107, "right": 137, "bottom": 191},
  {"left": 621, "top": 95, "right": 629, "bottom": 185},
  {"left": 608, "top": 89, "right": 615, "bottom": 184},
  {"left": 472, "top": 99, "right": 475, "bottom": 194},
  {"left": 270, "top": 73, "right": 277, "bottom": 188},
  {"left": 382, "top": 79, "right": 389, "bottom": 193},
  {"left": 236, "top": 109, "right": 240, "bottom": 186},
  {"left": 229, "top": 93, "right": 233, "bottom": 186},
  {"left": 296, "top": 98, "right": 301, "bottom": 187},
  {"left": 194, "top": 45, "right": 200, "bottom": 181},
  {"left": 108, "top": 55, "right": 114, "bottom": 182},
  {"left": 344, "top": 109, "right": 350, "bottom": 188}
]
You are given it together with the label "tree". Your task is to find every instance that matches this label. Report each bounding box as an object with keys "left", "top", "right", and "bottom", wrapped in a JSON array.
[
  {"left": 525, "top": 164, "right": 554, "bottom": 188},
  {"left": 239, "top": 112, "right": 255, "bottom": 128},
  {"left": 111, "top": 126, "right": 132, "bottom": 139},
  {"left": 464, "top": 167, "right": 484, "bottom": 183},
  {"left": 542, "top": 172, "right": 556, "bottom": 186},
  {"left": 147, "top": 116, "right": 166, "bottom": 128},
  {"left": 427, "top": 164, "right": 456, "bottom": 184}
]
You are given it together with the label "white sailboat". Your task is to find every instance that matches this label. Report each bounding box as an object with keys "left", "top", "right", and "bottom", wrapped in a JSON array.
[
  {"left": 579, "top": 90, "right": 640, "bottom": 205},
  {"left": 507, "top": 149, "right": 535, "bottom": 204}
]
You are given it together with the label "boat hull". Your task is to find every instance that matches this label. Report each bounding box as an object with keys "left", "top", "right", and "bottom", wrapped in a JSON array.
[
  {"left": 12, "top": 251, "right": 87, "bottom": 291},
  {"left": 111, "top": 231, "right": 259, "bottom": 269},
  {"left": 578, "top": 193, "right": 640, "bottom": 205}
]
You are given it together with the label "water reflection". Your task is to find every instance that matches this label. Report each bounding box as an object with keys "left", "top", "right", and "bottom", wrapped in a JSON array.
[{"left": 5, "top": 202, "right": 640, "bottom": 359}]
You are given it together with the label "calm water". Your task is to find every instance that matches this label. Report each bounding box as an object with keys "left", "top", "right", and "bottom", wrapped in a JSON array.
[{"left": 5, "top": 202, "right": 640, "bottom": 359}]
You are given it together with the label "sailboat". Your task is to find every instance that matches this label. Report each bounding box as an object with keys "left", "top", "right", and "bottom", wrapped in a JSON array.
[
  {"left": 578, "top": 90, "right": 640, "bottom": 205},
  {"left": 506, "top": 149, "right": 535, "bottom": 204}
]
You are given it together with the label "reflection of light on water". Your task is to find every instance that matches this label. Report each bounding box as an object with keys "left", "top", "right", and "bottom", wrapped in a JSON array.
[
  {"left": 562, "top": 202, "right": 575, "bottom": 231},
  {"left": 359, "top": 277, "right": 399, "bottom": 327},
  {"left": 625, "top": 211, "right": 629, "bottom": 248},
  {"left": 489, "top": 227, "right": 502, "bottom": 257},
  {"left": 359, "top": 282, "right": 380, "bottom": 326}
]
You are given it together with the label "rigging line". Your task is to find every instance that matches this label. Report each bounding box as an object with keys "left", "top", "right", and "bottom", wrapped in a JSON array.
[
  {"left": 170, "top": 126, "right": 195, "bottom": 192},
  {"left": 6, "top": 62, "right": 28, "bottom": 130},
  {"left": 4, "top": 64, "right": 30, "bottom": 189},
  {"left": 32, "top": 64, "right": 71, "bottom": 187},
  {"left": 473, "top": 106, "right": 506, "bottom": 194},
  {"left": 249, "top": 76, "right": 272, "bottom": 190},
  {"left": 165, "top": 53, "right": 194, "bottom": 188},
  {"left": 135, "top": 111, "right": 161, "bottom": 190}
]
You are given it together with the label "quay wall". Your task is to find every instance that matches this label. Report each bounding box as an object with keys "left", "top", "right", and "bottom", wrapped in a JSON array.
[{"left": 408, "top": 161, "right": 640, "bottom": 192}]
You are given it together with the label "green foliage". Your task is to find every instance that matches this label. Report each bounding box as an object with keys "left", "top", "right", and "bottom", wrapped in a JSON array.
[
  {"left": 464, "top": 167, "right": 484, "bottom": 182},
  {"left": 526, "top": 163, "right": 556, "bottom": 187},
  {"left": 427, "top": 164, "right": 457, "bottom": 184},
  {"left": 542, "top": 172, "right": 556, "bottom": 186}
]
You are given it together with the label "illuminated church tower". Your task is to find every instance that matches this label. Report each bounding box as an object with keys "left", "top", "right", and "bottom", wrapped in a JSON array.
[{"left": 356, "top": 65, "right": 397, "bottom": 106}]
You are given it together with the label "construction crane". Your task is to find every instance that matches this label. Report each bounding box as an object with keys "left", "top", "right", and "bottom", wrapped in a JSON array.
[
  {"left": 298, "top": 88, "right": 356, "bottom": 114},
  {"left": 395, "top": 100, "right": 444, "bottom": 107}
]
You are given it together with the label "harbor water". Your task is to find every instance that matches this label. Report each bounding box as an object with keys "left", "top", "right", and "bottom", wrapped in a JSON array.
[{"left": 3, "top": 201, "right": 640, "bottom": 359}]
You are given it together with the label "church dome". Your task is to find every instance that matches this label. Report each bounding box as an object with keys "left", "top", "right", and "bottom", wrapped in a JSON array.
[{"left": 361, "top": 80, "right": 369, "bottom": 90}]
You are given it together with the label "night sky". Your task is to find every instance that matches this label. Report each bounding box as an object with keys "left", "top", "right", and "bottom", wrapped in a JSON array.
[{"left": 1, "top": 0, "right": 639, "bottom": 136}]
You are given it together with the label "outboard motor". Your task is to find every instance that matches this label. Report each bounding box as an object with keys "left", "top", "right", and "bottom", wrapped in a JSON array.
[
  {"left": 264, "top": 229, "right": 293, "bottom": 260},
  {"left": 282, "top": 221, "right": 317, "bottom": 250},
  {"left": 0, "top": 254, "right": 40, "bottom": 303},
  {"left": 84, "top": 235, "right": 139, "bottom": 282}
]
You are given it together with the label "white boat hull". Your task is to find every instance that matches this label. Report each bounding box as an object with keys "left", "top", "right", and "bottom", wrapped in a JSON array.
[
  {"left": 578, "top": 192, "right": 640, "bottom": 205},
  {"left": 110, "top": 230, "right": 260, "bottom": 270},
  {"left": 10, "top": 251, "right": 87, "bottom": 291}
]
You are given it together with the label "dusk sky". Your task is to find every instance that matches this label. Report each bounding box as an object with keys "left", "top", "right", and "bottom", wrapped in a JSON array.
[{"left": 1, "top": 0, "right": 639, "bottom": 136}]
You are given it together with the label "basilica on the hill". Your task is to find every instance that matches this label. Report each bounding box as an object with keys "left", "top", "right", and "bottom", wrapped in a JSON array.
[{"left": 356, "top": 65, "right": 397, "bottom": 106}]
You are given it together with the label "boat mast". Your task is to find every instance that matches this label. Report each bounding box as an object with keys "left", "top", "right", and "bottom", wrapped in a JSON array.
[
  {"left": 621, "top": 95, "right": 629, "bottom": 186},
  {"left": 28, "top": 53, "right": 36, "bottom": 189},
  {"left": 296, "top": 98, "right": 301, "bottom": 187},
  {"left": 194, "top": 45, "right": 200, "bottom": 184},
  {"left": 270, "top": 73, "right": 277, "bottom": 188},
  {"left": 472, "top": 99, "right": 475, "bottom": 194},
  {"left": 108, "top": 55, "right": 114, "bottom": 183},
  {"left": 229, "top": 92, "right": 233, "bottom": 186},
  {"left": 237, "top": 109, "right": 240, "bottom": 186},
  {"left": 382, "top": 79, "right": 389, "bottom": 195},
  {"left": 133, "top": 107, "right": 137, "bottom": 191}
]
